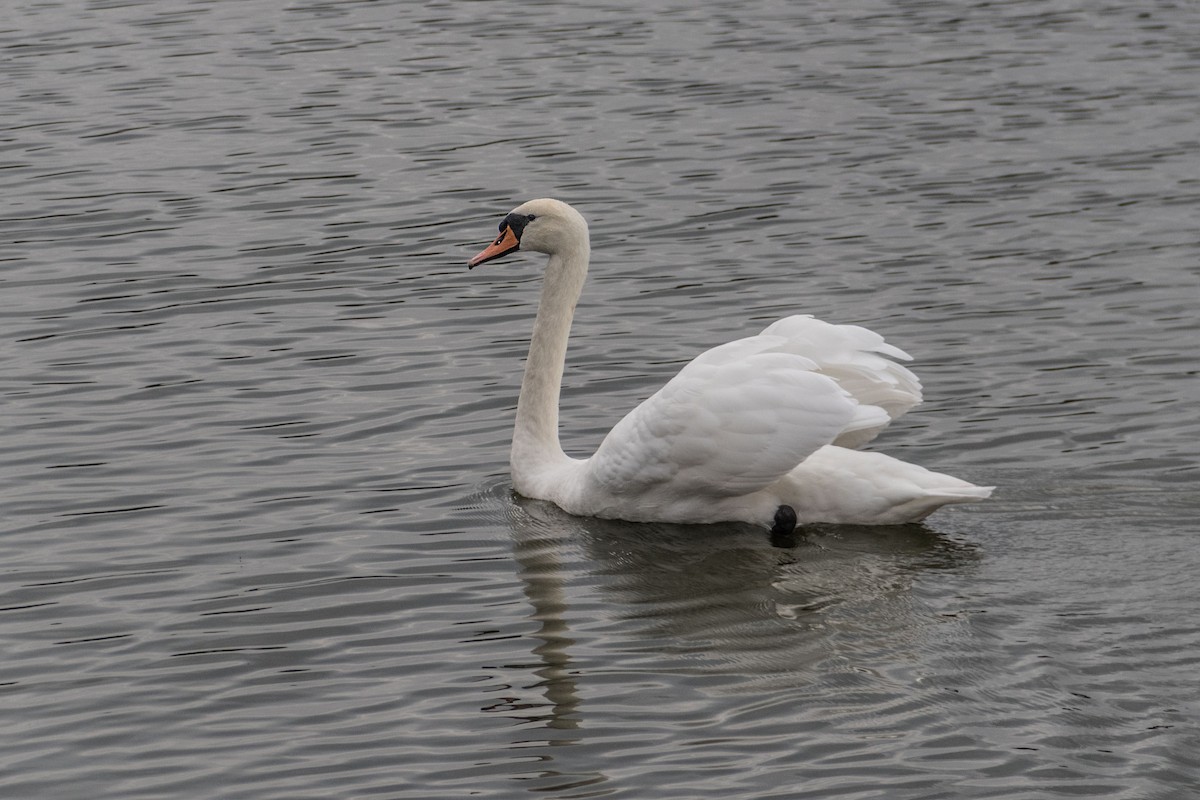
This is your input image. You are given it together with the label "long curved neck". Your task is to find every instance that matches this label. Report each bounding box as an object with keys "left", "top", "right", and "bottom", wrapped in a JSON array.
[{"left": 511, "top": 240, "right": 589, "bottom": 493}]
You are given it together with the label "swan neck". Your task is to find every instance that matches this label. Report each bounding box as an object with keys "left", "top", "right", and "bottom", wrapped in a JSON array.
[{"left": 512, "top": 243, "right": 589, "bottom": 490}]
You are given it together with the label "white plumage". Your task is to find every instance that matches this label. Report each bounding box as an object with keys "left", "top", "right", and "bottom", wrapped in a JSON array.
[{"left": 468, "top": 198, "right": 992, "bottom": 530}]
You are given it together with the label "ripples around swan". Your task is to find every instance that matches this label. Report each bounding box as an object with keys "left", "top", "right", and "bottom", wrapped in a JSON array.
[{"left": 2, "top": 0, "right": 1199, "bottom": 798}]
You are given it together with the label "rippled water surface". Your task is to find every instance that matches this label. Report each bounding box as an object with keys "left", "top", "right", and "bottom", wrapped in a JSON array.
[{"left": 3, "top": 1, "right": 1199, "bottom": 798}]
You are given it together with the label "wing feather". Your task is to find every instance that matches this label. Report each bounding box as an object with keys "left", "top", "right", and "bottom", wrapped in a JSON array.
[
  {"left": 760, "top": 315, "right": 922, "bottom": 447},
  {"left": 588, "top": 346, "right": 883, "bottom": 499},
  {"left": 586, "top": 315, "right": 922, "bottom": 499}
]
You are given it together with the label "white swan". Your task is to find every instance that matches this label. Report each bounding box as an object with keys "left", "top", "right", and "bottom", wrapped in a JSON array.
[{"left": 469, "top": 199, "right": 992, "bottom": 534}]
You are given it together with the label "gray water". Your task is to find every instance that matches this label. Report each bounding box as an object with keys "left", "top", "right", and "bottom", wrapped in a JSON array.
[{"left": 3, "top": 1, "right": 1199, "bottom": 798}]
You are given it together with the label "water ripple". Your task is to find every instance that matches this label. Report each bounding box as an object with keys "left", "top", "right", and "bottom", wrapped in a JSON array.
[{"left": 2, "top": 0, "right": 1199, "bottom": 798}]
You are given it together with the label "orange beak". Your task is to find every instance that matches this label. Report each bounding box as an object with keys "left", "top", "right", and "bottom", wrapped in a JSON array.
[{"left": 468, "top": 225, "right": 520, "bottom": 269}]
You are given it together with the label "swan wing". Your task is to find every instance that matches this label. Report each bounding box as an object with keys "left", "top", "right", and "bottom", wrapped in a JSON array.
[
  {"left": 587, "top": 340, "right": 889, "bottom": 499},
  {"left": 759, "top": 315, "right": 922, "bottom": 448}
]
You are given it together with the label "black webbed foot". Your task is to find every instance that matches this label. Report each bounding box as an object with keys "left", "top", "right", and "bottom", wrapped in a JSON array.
[{"left": 769, "top": 504, "right": 799, "bottom": 548}]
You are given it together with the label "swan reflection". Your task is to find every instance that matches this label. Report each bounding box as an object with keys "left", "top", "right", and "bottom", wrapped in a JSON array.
[{"left": 488, "top": 491, "right": 979, "bottom": 750}]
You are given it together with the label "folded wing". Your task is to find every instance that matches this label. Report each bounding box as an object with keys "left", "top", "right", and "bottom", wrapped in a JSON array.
[
  {"left": 586, "top": 316, "right": 921, "bottom": 499},
  {"left": 759, "top": 315, "right": 922, "bottom": 448}
]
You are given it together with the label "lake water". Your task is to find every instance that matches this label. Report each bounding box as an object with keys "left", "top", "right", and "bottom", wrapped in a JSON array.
[{"left": 2, "top": 1, "right": 1198, "bottom": 797}]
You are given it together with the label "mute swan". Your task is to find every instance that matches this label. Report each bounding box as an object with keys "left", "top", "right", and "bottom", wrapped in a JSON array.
[{"left": 469, "top": 199, "right": 992, "bottom": 535}]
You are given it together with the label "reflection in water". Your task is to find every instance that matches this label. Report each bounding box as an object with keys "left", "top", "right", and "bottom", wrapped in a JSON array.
[
  {"left": 575, "top": 509, "right": 979, "bottom": 690},
  {"left": 491, "top": 491, "right": 979, "bottom": 791},
  {"left": 510, "top": 527, "right": 582, "bottom": 732},
  {"left": 485, "top": 498, "right": 598, "bottom": 796}
]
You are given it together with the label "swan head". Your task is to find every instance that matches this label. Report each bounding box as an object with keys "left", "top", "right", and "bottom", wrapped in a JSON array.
[{"left": 468, "top": 198, "right": 589, "bottom": 269}]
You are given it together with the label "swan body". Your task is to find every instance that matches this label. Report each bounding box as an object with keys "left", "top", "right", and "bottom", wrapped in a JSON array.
[{"left": 469, "top": 199, "right": 992, "bottom": 529}]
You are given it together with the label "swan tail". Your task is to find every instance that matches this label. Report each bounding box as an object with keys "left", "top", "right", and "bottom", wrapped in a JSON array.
[
  {"left": 780, "top": 446, "right": 993, "bottom": 525},
  {"left": 892, "top": 483, "right": 994, "bottom": 522}
]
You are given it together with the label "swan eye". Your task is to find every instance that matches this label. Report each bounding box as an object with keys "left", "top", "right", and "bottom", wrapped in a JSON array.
[{"left": 526, "top": 214, "right": 537, "bottom": 222}]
